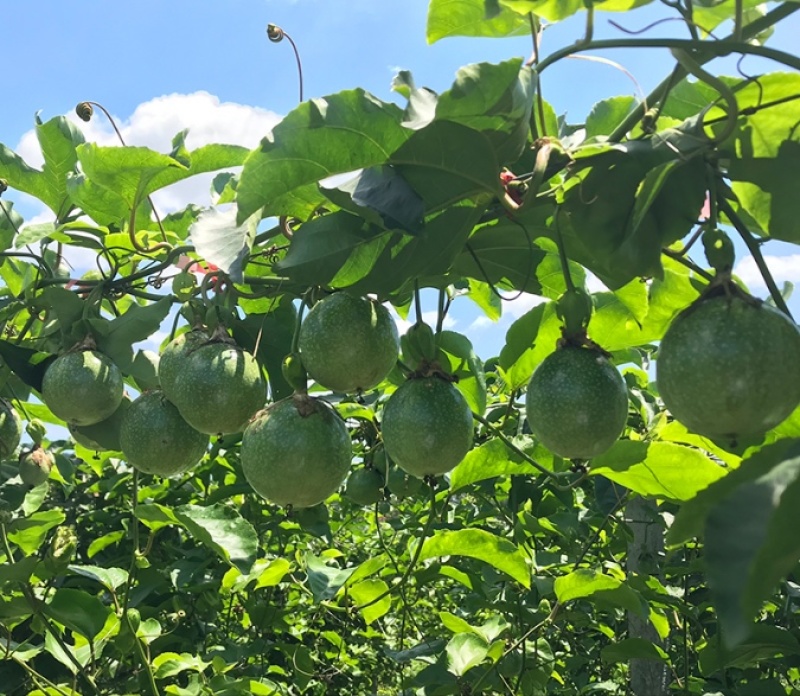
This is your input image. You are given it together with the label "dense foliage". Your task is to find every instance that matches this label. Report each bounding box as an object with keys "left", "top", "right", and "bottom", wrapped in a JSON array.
[{"left": 1, "top": 1, "right": 800, "bottom": 694}]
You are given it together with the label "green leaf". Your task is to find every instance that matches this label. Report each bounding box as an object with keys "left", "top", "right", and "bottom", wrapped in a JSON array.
[
  {"left": 585, "top": 96, "right": 638, "bottom": 139},
  {"left": 450, "top": 437, "right": 544, "bottom": 491},
  {"left": 7, "top": 510, "right": 66, "bottom": 555},
  {"left": 698, "top": 625, "right": 800, "bottom": 675},
  {"left": 190, "top": 206, "right": 258, "bottom": 283},
  {"left": 426, "top": 0, "right": 529, "bottom": 43},
  {"left": 152, "top": 652, "right": 211, "bottom": 679},
  {"left": 589, "top": 441, "right": 726, "bottom": 502},
  {"left": 446, "top": 632, "right": 489, "bottom": 676},
  {"left": 0, "top": 340, "right": 54, "bottom": 393},
  {"left": 350, "top": 579, "right": 391, "bottom": 625},
  {"left": 692, "top": 0, "right": 766, "bottom": 34},
  {"left": 306, "top": 553, "right": 356, "bottom": 602},
  {"left": 35, "top": 115, "right": 85, "bottom": 219},
  {"left": 497, "top": 300, "right": 560, "bottom": 391},
  {"left": 67, "top": 565, "right": 129, "bottom": 591},
  {"left": 0, "top": 200, "right": 22, "bottom": 252},
  {"left": 719, "top": 73, "right": 800, "bottom": 243},
  {"left": 45, "top": 587, "right": 110, "bottom": 639},
  {"left": 237, "top": 89, "right": 411, "bottom": 221},
  {"left": 390, "top": 121, "right": 501, "bottom": 212},
  {"left": 436, "top": 330, "right": 487, "bottom": 415},
  {"left": 419, "top": 528, "right": 530, "bottom": 587},
  {"left": 173, "top": 504, "right": 258, "bottom": 575},
  {"left": 254, "top": 558, "right": 292, "bottom": 589},
  {"left": 501, "top": 0, "right": 655, "bottom": 21},
  {"left": 76, "top": 144, "right": 187, "bottom": 210},
  {"left": 436, "top": 60, "right": 533, "bottom": 164},
  {"left": 95, "top": 296, "right": 173, "bottom": 371},
  {"left": 135, "top": 502, "right": 181, "bottom": 531},
  {"left": 554, "top": 569, "right": 647, "bottom": 616},
  {"left": 703, "top": 441, "right": 800, "bottom": 647},
  {"left": 274, "top": 212, "right": 388, "bottom": 288},
  {"left": 0, "top": 556, "right": 40, "bottom": 585},
  {"left": 667, "top": 440, "right": 800, "bottom": 546},
  {"left": 601, "top": 638, "right": 669, "bottom": 664}
]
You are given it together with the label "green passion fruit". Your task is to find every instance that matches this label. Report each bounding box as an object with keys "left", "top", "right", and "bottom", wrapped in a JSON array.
[
  {"left": 656, "top": 292, "right": 800, "bottom": 440},
  {"left": 120, "top": 391, "right": 209, "bottom": 477},
  {"left": 170, "top": 341, "right": 266, "bottom": 435},
  {"left": 41, "top": 350, "right": 124, "bottom": 426},
  {"left": 69, "top": 394, "right": 132, "bottom": 451},
  {"left": 345, "top": 468, "right": 384, "bottom": 506},
  {"left": 525, "top": 346, "right": 628, "bottom": 460},
  {"left": 381, "top": 376, "right": 474, "bottom": 478},
  {"left": 0, "top": 398, "right": 22, "bottom": 458},
  {"left": 159, "top": 329, "right": 210, "bottom": 401},
  {"left": 241, "top": 394, "right": 352, "bottom": 509},
  {"left": 18, "top": 446, "right": 54, "bottom": 487},
  {"left": 298, "top": 293, "right": 400, "bottom": 393}
]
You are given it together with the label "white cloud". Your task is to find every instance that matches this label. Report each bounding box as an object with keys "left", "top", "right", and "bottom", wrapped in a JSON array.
[
  {"left": 734, "top": 254, "right": 800, "bottom": 291},
  {"left": 16, "top": 91, "right": 282, "bottom": 214}
]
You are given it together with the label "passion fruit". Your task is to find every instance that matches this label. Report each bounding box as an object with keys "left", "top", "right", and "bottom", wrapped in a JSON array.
[
  {"left": 241, "top": 394, "right": 352, "bottom": 508},
  {"left": 120, "top": 390, "right": 209, "bottom": 477},
  {"left": 69, "top": 394, "right": 132, "bottom": 451},
  {"left": 298, "top": 293, "right": 400, "bottom": 393},
  {"left": 18, "top": 446, "right": 54, "bottom": 487},
  {"left": 387, "top": 465, "right": 423, "bottom": 499},
  {"left": 0, "top": 398, "right": 22, "bottom": 458},
  {"left": 345, "top": 468, "right": 384, "bottom": 506},
  {"left": 381, "top": 376, "right": 473, "bottom": 478},
  {"left": 159, "top": 329, "right": 210, "bottom": 402},
  {"left": 41, "top": 350, "right": 124, "bottom": 426},
  {"left": 169, "top": 341, "right": 266, "bottom": 434},
  {"left": 525, "top": 346, "right": 628, "bottom": 460},
  {"left": 656, "top": 292, "right": 800, "bottom": 440}
]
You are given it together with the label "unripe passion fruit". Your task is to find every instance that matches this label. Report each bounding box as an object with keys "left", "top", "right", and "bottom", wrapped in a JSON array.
[
  {"left": 381, "top": 376, "right": 474, "bottom": 478},
  {"left": 241, "top": 394, "right": 352, "bottom": 508},
  {"left": 298, "top": 293, "right": 400, "bottom": 393},
  {"left": 18, "top": 446, "right": 54, "bottom": 486},
  {"left": 0, "top": 398, "right": 22, "bottom": 458},
  {"left": 345, "top": 468, "right": 384, "bottom": 506},
  {"left": 656, "top": 292, "right": 800, "bottom": 440},
  {"left": 42, "top": 350, "right": 124, "bottom": 426},
  {"left": 120, "top": 390, "right": 209, "bottom": 477},
  {"left": 170, "top": 342, "right": 266, "bottom": 434},
  {"left": 159, "top": 329, "right": 210, "bottom": 402},
  {"left": 525, "top": 346, "right": 628, "bottom": 460},
  {"left": 69, "top": 394, "right": 132, "bottom": 451}
]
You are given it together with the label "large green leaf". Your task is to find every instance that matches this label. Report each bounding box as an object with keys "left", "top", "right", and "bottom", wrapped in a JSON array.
[
  {"left": 589, "top": 441, "right": 726, "bottom": 502},
  {"left": 45, "top": 588, "right": 110, "bottom": 639},
  {"left": 237, "top": 90, "right": 411, "bottom": 221},
  {"left": 554, "top": 569, "right": 647, "bottom": 616},
  {"left": 419, "top": 528, "right": 530, "bottom": 587},
  {"left": 436, "top": 330, "right": 487, "bottom": 415},
  {"left": 450, "top": 436, "right": 545, "bottom": 491},
  {"left": 0, "top": 200, "right": 22, "bottom": 252},
  {"left": 704, "top": 441, "right": 800, "bottom": 647},
  {"left": 436, "top": 59, "right": 533, "bottom": 164},
  {"left": 559, "top": 125, "right": 709, "bottom": 289},
  {"left": 0, "top": 115, "right": 84, "bottom": 215},
  {"left": 698, "top": 625, "right": 800, "bottom": 675},
  {"left": 501, "top": 0, "right": 654, "bottom": 21},
  {"left": 446, "top": 632, "right": 490, "bottom": 676},
  {"left": 306, "top": 553, "right": 357, "bottom": 602},
  {"left": 426, "top": 0, "right": 529, "bottom": 42},
  {"left": 390, "top": 120, "right": 501, "bottom": 212},
  {"left": 190, "top": 205, "right": 258, "bottom": 283},
  {"left": 173, "top": 504, "right": 258, "bottom": 575},
  {"left": 719, "top": 73, "right": 800, "bottom": 243},
  {"left": 601, "top": 638, "right": 669, "bottom": 664},
  {"left": 497, "top": 300, "right": 561, "bottom": 390},
  {"left": 350, "top": 579, "right": 392, "bottom": 625},
  {"left": 6, "top": 510, "right": 66, "bottom": 556}
]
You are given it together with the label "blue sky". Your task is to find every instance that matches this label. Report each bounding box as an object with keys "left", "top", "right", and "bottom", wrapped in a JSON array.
[{"left": 1, "top": 1, "right": 798, "bottom": 358}]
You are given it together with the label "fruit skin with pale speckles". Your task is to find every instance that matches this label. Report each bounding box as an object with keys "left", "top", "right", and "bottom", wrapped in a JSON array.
[
  {"left": 159, "top": 329, "right": 210, "bottom": 402},
  {"left": 381, "top": 376, "right": 473, "bottom": 478},
  {"left": 525, "top": 346, "right": 628, "bottom": 460},
  {"left": 42, "top": 350, "right": 124, "bottom": 426},
  {"left": 657, "top": 293, "right": 800, "bottom": 440},
  {"left": 120, "top": 390, "right": 209, "bottom": 477},
  {"left": 298, "top": 293, "right": 400, "bottom": 393},
  {"left": 18, "top": 446, "right": 54, "bottom": 487},
  {"left": 169, "top": 341, "right": 266, "bottom": 435},
  {"left": 241, "top": 394, "right": 352, "bottom": 508},
  {"left": 69, "top": 394, "right": 132, "bottom": 451}
]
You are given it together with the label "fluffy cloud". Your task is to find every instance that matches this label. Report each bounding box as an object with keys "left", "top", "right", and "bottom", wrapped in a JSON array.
[
  {"left": 734, "top": 254, "right": 800, "bottom": 292},
  {"left": 15, "top": 91, "right": 282, "bottom": 214}
]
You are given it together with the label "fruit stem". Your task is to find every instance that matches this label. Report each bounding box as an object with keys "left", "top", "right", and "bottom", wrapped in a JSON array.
[
  {"left": 552, "top": 207, "right": 576, "bottom": 293},
  {"left": 717, "top": 196, "right": 793, "bottom": 319},
  {"left": 266, "top": 24, "right": 304, "bottom": 103},
  {"left": 413, "top": 281, "right": 424, "bottom": 326}
]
